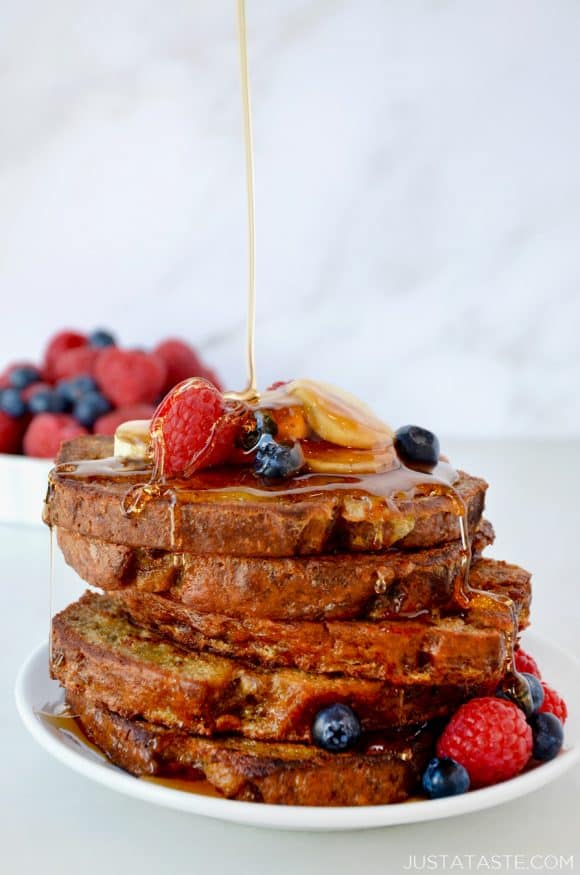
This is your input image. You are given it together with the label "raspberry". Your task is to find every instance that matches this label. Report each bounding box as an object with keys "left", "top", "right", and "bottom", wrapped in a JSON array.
[
  {"left": 94, "top": 404, "right": 155, "bottom": 436},
  {"left": 267, "top": 380, "right": 289, "bottom": 391},
  {"left": 44, "top": 331, "right": 86, "bottom": 381},
  {"left": 95, "top": 348, "right": 167, "bottom": 407},
  {"left": 539, "top": 683, "right": 568, "bottom": 724},
  {"left": 0, "top": 410, "right": 25, "bottom": 453},
  {"left": 515, "top": 649, "right": 541, "bottom": 679},
  {"left": 23, "top": 413, "right": 88, "bottom": 459},
  {"left": 151, "top": 378, "right": 237, "bottom": 477},
  {"left": 437, "top": 697, "right": 532, "bottom": 788},
  {"left": 154, "top": 339, "right": 223, "bottom": 393},
  {"left": 52, "top": 346, "right": 100, "bottom": 382}
]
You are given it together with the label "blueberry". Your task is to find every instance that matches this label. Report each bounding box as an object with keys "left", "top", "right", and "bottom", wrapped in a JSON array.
[
  {"left": 241, "top": 410, "right": 278, "bottom": 450},
  {"left": 521, "top": 672, "right": 545, "bottom": 714},
  {"left": 27, "top": 388, "right": 68, "bottom": 415},
  {"left": 89, "top": 329, "right": 116, "bottom": 349},
  {"left": 254, "top": 434, "right": 304, "bottom": 479},
  {"left": 9, "top": 365, "right": 41, "bottom": 390},
  {"left": 394, "top": 425, "right": 440, "bottom": 470},
  {"left": 73, "top": 391, "right": 111, "bottom": 427},
  {"left": 0, "top": 388, "right": 26, "bottom": 418},
  {"left": 422, "top": 757, "right": 470, "bottom": 799},
  {"left": 530, "top": 712, "right": 564, "bottom": 761},
  {"left": 56, "top": 375, "right": 98, "bottom": 406},
  {"left": 496, "top": 673, "right": 534, "bottom": 718},
  {"left": 312, "top": 704, "right": 361, "bottom": 752}
]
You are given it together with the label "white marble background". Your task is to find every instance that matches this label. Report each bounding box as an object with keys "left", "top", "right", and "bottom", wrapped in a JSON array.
[{"left": 1, "top": 0, "right": 579, "bottom": 437}]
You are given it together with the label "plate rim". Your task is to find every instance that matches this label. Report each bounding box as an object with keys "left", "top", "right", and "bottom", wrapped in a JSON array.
[{"left": 14, "top": 632, "right": 580, "bottom": 832}]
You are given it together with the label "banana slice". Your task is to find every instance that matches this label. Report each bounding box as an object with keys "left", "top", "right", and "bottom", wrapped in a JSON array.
[
  {"left": 114, "top": 420, "right": 152, "bottom": 461},
  {"left": 288, "top": 379, "right": 393, "bottom": 449},
  {"left": 301, "top": 442, "right": 398, "bottom": 474}
]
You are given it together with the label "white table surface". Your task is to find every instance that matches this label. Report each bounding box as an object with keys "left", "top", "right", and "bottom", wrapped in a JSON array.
[{"left": 2, "top": 439, "right": 580, "bottom": 873}]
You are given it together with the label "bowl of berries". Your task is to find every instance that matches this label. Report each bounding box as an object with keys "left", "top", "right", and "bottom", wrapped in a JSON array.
[{"left": 0, "top": 329, "right": 221, "bottom": 527}]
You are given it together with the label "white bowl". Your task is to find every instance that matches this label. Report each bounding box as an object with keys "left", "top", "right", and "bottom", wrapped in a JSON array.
[{"left": 0, "top": 454, "right": 52, "bottom": 527}]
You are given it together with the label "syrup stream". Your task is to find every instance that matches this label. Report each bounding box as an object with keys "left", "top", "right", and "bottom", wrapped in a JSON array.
[{"left": 227, "top": 0, "right": 259, "bottom": 404}]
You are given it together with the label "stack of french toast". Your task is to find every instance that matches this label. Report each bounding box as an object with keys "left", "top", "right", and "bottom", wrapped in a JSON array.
[{"left": 44, "top": 379, "right": 532, "bottom": 806}]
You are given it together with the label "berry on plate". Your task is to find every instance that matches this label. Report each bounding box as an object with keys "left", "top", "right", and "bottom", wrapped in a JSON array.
[
  {"left": 436, "top": 697, "right": 532, "bottom": 788},
  {"left": 26, "top": 386, "right": 68, "bottom": 415},
  {"left": 150, "top": 378, "right": 240, "bottom": 478},
  {"left": 311, "top": 704, "right": 361, "bottom": 752},
  {"left": 23, "top": 413, "right": 88, "bottom": 459},
  {"left": 8, "top": 365, "right": 42, "bottom": 389},
  {"left": 529, "top": 712, "right": 564, "bottom": 761},
  {"left": 73, "top": 390, "right": 111, "bottom": 427},
  {"left": 89, "top": 329, "right": 116, "bottom": 349},
  {"left": 422, "top": 757, "right": 470, "bottom": 799},
  {"left": 539, "top": 683, "right": 568, "bottom": 724},
  {"left": 514, "top": 649, "right": 542, "bottom": 679},
  {"left": 95, "top": 348, "right": 167, "bottom": 407},
  {"left": 0, "top": 388, "right": 27, "bottom": 419}
]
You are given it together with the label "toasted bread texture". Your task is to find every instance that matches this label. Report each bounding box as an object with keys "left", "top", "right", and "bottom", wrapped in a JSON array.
[
  {"left": 66, "top": 689, "right": 434, "bottom": 805},
  {"left": 55, "top": 520, "right": 495, "bottom": 621},
  {"left": 44, "top": 436, "right": 487, "bottom": 556},
  {"left": 112, "top": 558, "right": 530, "bottom": 682},
  {"left": 51, "top": 593, "right": 496, "bottom": 742}
]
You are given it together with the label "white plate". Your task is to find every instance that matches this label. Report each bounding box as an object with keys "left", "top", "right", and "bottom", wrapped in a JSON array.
[{"left": 15, "top": 632, "right": 580, "bottom": 832}]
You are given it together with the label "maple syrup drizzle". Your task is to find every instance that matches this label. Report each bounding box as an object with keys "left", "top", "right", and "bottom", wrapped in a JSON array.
[
  {"left": 226, "top": 0, "right": 259, "bottom": 405},
  {"left": 38, "top": 704, "right": 222, "bottom": 798},
  {"left": 48, "top": 524, "right": 55, "bottom": 666}
]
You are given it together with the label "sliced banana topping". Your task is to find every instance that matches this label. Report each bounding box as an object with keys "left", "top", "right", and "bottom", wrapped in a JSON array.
[
  {"left": 301, "top": 443, "right": 398, "bottom": 475},
  {"left": 113, "top": 420, "right": 152, "bottom": 461},
  {"left": 287, "top": 379, "right": 393, "bottom": 450}
]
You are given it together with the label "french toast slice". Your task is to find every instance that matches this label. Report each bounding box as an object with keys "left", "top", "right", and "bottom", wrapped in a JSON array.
[
  {"left": 66, "top": 688, "right": 434, "bottom": 806},
  {"left": 44, "top": 436, "right": 487, "bottom": 556},
  {"left": 51, "top": 593, "right": 496, "bottom": 743},
  {"left": 110, "top": 558, "right": 530, "bottom": 682},
  {"left": 55, "top": 520, "right": 494, "bottom": 621}
]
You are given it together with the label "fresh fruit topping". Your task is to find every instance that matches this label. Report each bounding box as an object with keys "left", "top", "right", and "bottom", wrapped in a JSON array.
[
  {"left": 301, "top": 441, "right": 397, "bottom": 474},
  {"left": 44, "top": 331, "right": 86, "bottom": 381},
  {"left": 394, "top": 425, "right": 440, "bottom": 470},
  {"left": 529, "top": 712, "right": 564, "bottom": 761},
  {"left": 88, "top": 329, "right": 116, "bottom": 348},
  {"left": 154, "top": 339, "right": 223, "bottom": 393},
  {"left": 436, "top": 697, "right": 532, "bottom": 788},
  {"left": 0, "top": 411, "right": 26, "bottom": 454},
  {"left": 52, "top": 346, "right": 100, "bottom": 382},
  {"left": 254, "top": 435, "right": 304, "bottom": 479},
  {"left": 8, "top": 365, "right": 42, "bottom": 389},
  {"left": 114, "top": 420, "right": 152, "bottom": 461},
  {"left": 26, "top": 387, "right": 68, "bottom": 415},
  {"left": 95, "top": 348, "right": 167, "bottom": 407},
  {"left": 539, "top": 683, "right": 568, "bottom": 725},
  {"left": 311, "top": 704, "right": 361, "bottom": 752},
  {"left": 514, "top": 649, "right": 542, "bottom": 679},
  {"left": 150, "top": 378, "right": 239, "bottom": 478},
  {"left": 521, "top": 672, "right": 545, "bottom": 714},
  {"left": 240, "top": 410, "right": 278, "bottom": 450},
  {"left": 23, "top": 414, "right": 88, "bottom": 459},
  {"left": 73, "top": 391, "right": 112, "bottom": 428},
  {"left": 496, "top": 672, "right": 535, "bottom": 718},
  {"left": 94, "top": 404, "right": 155, "bottom": 436},
  {"left": 287, "top": 380, "right": 392, "bottom": 449},
  {"left": 0, "top": 388, "right": 26, "bottom": 418},
  {"left": 421, "top": 757, "right": 470, "bottom": 799},
  {"left": 268, "top": 405, "right": 310, "bottom": 442}
]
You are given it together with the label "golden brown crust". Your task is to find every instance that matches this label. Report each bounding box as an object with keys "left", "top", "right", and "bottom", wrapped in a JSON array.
[
  {"left": 111, "top": 557, "right": 530, "bottom": 682},
  {"left": 44, "top": 436, "right": 487, "bottom": 556},
  {"left": 67, "top": 689, "right": 434, "bottom": 805},
  {"left": 51, "top": 593, "right": 495, "bottom": 742},
  {"left": 55, "top": 521, "right": 495, "bottom": 621}
]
